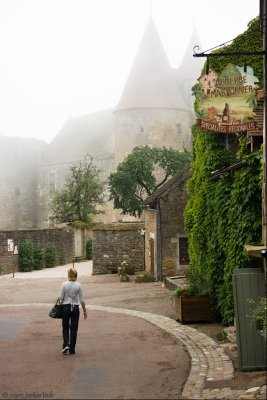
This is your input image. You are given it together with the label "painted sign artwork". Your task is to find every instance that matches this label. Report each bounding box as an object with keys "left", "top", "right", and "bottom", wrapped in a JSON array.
[
  {"left": 7, "top": 238, "right": 14, "bottom": 252},
  {"left": 192, "top": 64, "right": 259, "bottom": 133}
]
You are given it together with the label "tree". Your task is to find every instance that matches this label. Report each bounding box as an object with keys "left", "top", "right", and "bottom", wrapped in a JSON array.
[
  {"left": 108, "top": 146, "right": 191, "bottom": 217},
  {"left": 51, "top": 155, "right": 105, "bottom": 225}
]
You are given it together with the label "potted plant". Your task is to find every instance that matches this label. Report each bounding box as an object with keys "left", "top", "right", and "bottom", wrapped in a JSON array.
[
  {"left": 118, "top": 256, "right": 135, "bottom": 276},
  {"left": 171, "top": 268, "right": 212, "bottom": 323}
]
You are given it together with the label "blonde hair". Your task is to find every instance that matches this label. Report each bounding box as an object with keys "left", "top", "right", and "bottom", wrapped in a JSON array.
[{"left": 68, "top": 268, "right": 78, "bottom": 281}]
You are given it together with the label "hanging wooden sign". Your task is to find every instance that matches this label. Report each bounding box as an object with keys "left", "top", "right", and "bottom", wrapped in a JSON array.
[{"left": 193, "top": 63, "right": 259, "bottom": 133}]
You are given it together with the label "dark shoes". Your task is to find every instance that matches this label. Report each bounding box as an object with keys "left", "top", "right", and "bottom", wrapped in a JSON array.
[
  {"left": 62, "top": 347, "right": 75, "bottom": 354},
  {"left": 62, "top": 346, "right": 69, "bottom": 354}
]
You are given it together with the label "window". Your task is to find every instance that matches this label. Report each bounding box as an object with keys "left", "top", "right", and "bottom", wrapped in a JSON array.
[
  {"left": 177, "top": 122, "right": 182, "bottom": 134},
  {"left": 179, "top": 237, "right": 189, "bottom": 265},
  {"left": 49, "top": 171, "right": 56, "bottom": 195},
  {"left": 138, "top": 126, "right": 144, "bottom": 134}
]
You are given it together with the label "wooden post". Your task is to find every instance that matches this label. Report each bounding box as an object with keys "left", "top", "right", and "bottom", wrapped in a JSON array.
[
  {"left": 13, "top": 245, "right": 18, "bottom": 278},
  {"left": 261, "top": 0, "right": 267, "bottom": 279}
]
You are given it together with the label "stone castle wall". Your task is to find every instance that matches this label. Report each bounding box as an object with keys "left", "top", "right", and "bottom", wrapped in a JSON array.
[
  {"left": 36, "top": 153, "right": 116, "bottom": 228},
  {"left": 0, "top": 107, "right": 191, "bottom": 230},
  {"left": 0, "top": 137, "right": 47, "bottom": 230},
  {"left": 114, "top": 108, "right": 191, "bottom": 165},
  {"left": 37, "top": 162, "right": 72, "bottom": 228}
]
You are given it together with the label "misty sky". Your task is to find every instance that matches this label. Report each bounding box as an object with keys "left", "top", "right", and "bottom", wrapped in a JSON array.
[{"left": 0, "top": 0, "right": 260, "bottom": 143}]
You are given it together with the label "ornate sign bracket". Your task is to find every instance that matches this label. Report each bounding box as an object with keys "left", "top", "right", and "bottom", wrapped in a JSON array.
[{"left": 193, "top": 45, "right": 266, "bottom": 58}]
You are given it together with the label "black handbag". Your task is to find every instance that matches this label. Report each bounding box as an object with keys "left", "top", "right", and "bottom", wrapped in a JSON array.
[{"left": 49, "top": 298, "right": 63, "bottom": 319}]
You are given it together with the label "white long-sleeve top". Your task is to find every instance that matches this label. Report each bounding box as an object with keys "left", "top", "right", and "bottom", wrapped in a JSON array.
[{"left": 60, "top": 281, "right": 85, "bottom": 305}]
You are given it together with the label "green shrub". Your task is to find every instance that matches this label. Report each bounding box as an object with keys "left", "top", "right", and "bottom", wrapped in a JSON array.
[
  {"left": 120, "top": 262, "right": 135, "bottom": 275},
  {"left": 216, "top": 330, "right": 228, "bottom": 342},
  {"left": 34, "top": 244, "right": 46, "bottom": 270},
  {"left": 248, "top": 297, "right": 267, "bottom": 340},
  {"left": 58, "top": 255, "right": 65, "bottom": 265},
  {"left": 19, "top": 240, "right": 35, "bottom": 272},
  {"left": 46, "top": 246, "right": 56, "bottom": 268},
  {"left": 86, "top": 240, "right": 93, "bottom": 260},
  {"left": 171, "top": 287, "right": 197, "bottom": 300}
]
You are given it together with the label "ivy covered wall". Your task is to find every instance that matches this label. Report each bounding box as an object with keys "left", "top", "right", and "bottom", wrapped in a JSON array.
[
  {"left": 200, "top": 17, "right": 263, "bottom": 87},
  {"left": 184, "top": 17, "right": 263, "bottom": 325}
]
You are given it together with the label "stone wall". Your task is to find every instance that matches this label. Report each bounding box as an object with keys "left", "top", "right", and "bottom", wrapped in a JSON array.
[
  {"left": 160, "top": 178, "right": 189, "bottom": 277},
  {"left": 143, "top": 170, "right": 190, "bottom": 279},
  {"left": 0, "top": 228, "right": 76, "bottom": 275},
  {"left": 92, "top": 223, "right": 145, "bottom": 274}
]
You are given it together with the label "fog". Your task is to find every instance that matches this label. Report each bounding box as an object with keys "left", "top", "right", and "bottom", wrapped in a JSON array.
[{"left": 0, "top": 0, "right": 260, "bottom": 143}]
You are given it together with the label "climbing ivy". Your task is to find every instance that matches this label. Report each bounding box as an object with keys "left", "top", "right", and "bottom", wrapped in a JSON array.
[
  {"left": 185, "top": 16, "right": 263, "bottom": 325},
  {"left": 203, "top": 18, "right": 263, "bottom": 88},
  {"left": 185, "top": 127, "right": 262, "bottom": 325},
  {"left": 217, "top": 152, "right": 262, "bottom": 324}
]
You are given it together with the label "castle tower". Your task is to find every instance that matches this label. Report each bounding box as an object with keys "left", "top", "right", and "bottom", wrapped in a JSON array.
[
  {"left": 114, "top": 18, "right": 190, "bottom": 166},
  {"left": 175, "top": 27, "right": 204, "bottom": 124}
]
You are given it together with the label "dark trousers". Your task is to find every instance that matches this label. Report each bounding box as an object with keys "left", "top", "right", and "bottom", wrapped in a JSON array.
[{"left": 62, "top": 304, "right": 80, "bottom": 353}]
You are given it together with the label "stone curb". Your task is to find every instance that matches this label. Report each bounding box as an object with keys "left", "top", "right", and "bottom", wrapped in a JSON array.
[
  {"left": 87, "top": 306, "right": 266, "bottom": 400},
  {"left": 87, "top": 305, "right": 235, "bottom": 399}
]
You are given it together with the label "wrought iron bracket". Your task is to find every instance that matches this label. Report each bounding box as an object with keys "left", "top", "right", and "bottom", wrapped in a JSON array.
[{"left": 193, "top": 45, "right": 266, "bottom": 58}]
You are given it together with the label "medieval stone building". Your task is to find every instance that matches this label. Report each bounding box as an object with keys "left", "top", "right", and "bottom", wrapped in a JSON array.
[{"left": 0, "top": 19, "right": 203, "bottom": 230}]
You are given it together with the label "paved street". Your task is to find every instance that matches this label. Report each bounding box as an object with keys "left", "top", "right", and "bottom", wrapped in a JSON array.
[
  {"left": 0, "top": 306, "right": 190, "bottom": 399},
  {"left": 0, "top": 262, "right": 189, "bottom": 399},
  {"left": 0, "top": 262, "right": 266, "bottom": 399}
]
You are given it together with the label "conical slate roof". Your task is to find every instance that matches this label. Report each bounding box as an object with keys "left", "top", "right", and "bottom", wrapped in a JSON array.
[
  {"left": 177, "top": 27, "right": 204, "bottom": 81},
  {"left": 115, "top": 19, "right": 188, "bottom": 111}
]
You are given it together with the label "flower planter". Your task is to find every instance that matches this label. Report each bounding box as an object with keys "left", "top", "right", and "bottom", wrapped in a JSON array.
[{"left": 174, "top": 295, "right": 212, "bottom": 323}]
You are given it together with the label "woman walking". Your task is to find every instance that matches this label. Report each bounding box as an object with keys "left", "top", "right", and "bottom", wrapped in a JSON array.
[{"left": 60, "top": 268, "right": 87, "bottom": 354}]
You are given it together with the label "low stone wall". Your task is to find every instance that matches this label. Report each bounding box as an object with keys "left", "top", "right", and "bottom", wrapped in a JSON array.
[
  {"left": 163, "top": 276, "right": 187, "bottom": 291},
  {"left": 0, "top": 228, "right": 75, "bottom": 275},
  {"left": 92, "top": 222, "right": 145, "bottom": 274}
]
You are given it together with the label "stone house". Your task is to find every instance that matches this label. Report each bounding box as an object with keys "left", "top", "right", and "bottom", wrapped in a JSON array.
[
  {"left": 198, "top": 68, "right": 218, "bottom": 96},
  {"left": 142, "top": 168, "right": 190, "bottom": 280}
]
